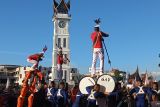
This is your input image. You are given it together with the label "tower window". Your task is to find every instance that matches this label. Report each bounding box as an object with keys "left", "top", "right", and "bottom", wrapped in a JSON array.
[
  {"left": 63, "top": 38, "right": 66, "bottom": 48},
  {"left": 58, "top": 38, "right": 61, "bottom": 47}
]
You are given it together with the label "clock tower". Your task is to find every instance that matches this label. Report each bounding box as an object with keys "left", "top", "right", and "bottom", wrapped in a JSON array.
[{"left": 52, "top": 0, "right": 71, "bottom": 82}]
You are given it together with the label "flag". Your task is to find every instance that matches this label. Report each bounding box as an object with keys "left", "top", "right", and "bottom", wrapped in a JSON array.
[{"left": 42, "top": 45, "right": 47, "bottom": 53}]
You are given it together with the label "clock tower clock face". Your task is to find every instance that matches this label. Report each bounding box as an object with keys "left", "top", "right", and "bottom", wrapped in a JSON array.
[{"left": 58, "top": 20, "right": 66, "bottom": 28}]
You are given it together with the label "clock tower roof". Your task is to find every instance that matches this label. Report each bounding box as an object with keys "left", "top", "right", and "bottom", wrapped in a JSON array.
[{"left": 53, "top": 0, "right": 70, "bottom": 15}]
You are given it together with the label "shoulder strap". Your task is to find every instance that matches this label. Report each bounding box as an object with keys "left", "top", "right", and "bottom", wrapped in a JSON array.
[{"left": 93, "top": 32, "right": 101, "bottom": 47}]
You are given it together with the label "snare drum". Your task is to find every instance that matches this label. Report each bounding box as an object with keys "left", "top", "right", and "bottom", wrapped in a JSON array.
[
  {"left": 79, "top": 77, "right": 95, "bottom": 94},
  {"left": 97, "top": 74, "right": 116, "bottom": 93}
]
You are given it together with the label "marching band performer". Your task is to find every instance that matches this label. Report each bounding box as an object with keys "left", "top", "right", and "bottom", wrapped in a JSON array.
[
  {"left": 86, "top": 84, "right": 107, "bottom": 107},
  {"left": 129, "top": 78, "right": 152, "bottom": 107},
  {"left": 27, "top": 46, "right": 47, "bottom": 71},
  {"left": 107, "top": 82, "right": 123, "bottom": 107},
  {"left": 150, "top": 82, "right": 160, "bottom": 106},
  {"left": 90, "top": 19, "right": 109, "bottom": 76},
  {"left": 56, "top": 46, "right": 70, "bottom": 81},
  {"left": 54, "top": 82, "right": 68, "bottom": 107},
  {"left": 57, "top": 47, "right": 64, "bottom": 81},
  {"left": 151, "top": 82, "right": 159, "bottom": 97},
  {"left": 46, "top": 81, "right": 57, "bottom": 107},
  {"left": 17, "top": 46, "right": 47, "bottom": 107}
]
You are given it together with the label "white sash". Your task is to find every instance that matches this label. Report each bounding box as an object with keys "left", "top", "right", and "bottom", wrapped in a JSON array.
[
  {"left": 153, "top": 90, "right": 158, "bottom": 94},
  {"left": 88, "top": 90, "right": 96, "bottom": 100},
  {"left": 57, "top": 89, "right": 63, "bottom": 97},
  {"left": 137, "top": 86, "right": 144, "bottom": 94},
  {"left": 47, "top": 88, "right": 52, "bottom": 99},
  {"left": 88, "top": 90, "right": 98, "bottom": 105}
]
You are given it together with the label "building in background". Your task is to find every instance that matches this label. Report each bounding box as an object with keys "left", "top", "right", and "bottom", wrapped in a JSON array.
[
  {"left": 0, "top": 64, "right": 79, "bottom": 87},
  {"left": 52, "top": 0, "right": 71, "bottom": 82},
  {"left": 49, "top": 67, "right": 80, "bottom": 85},
  {"left": 107, "top": 68, "right": 126, "bottom": 82},
  {"left": 0, "top": 65, "right": 20, "bottom": 89},
  {"left": 16, "top": 66, "right": 30, "bottom": 85}
]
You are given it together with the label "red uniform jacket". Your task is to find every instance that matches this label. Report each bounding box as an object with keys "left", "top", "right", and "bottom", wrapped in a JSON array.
[
  {"left": 28, "top": 53, "right": 42, "bottom": 61},
  {"left": 91, "top": 31, "right": 109, "bottom": 48},
  {"left": 57, "top": 54, "right": 63, "bottom": 65}
]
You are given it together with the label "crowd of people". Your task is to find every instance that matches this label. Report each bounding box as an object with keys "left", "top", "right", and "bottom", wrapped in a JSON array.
[
  {"left": 0, "top": 84, "right": 20, "bottom": 107},
  {"left": 33, "top": 80, "right": 160, "bottom": 107},
  {"left": 1, "top": 78, "right": 160, "bottom": 107}
]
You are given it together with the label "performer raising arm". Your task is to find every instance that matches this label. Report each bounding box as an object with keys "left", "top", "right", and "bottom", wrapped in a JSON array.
[
  {"left": 57, "top": 47, "right": 64, "bottom": 81},
  {"left": 56, "top": 46, "right": 70, "bottom": 81},
  {"left": 17, "top": 46, "right": 47, "bottom": 107},
  {"left": 91, "top": 18, "right": 109, "bottom": 77},
  {"left": 27, "top": 46, "right": 47, "bottom": 71}
]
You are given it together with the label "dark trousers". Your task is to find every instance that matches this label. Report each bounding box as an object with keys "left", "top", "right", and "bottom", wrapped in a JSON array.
[
  {"left": 87, "top": 101, "right": 98, "bottom": 107},
  {"left": 136, "top": 101, "right": 145, "bottom": 107}
]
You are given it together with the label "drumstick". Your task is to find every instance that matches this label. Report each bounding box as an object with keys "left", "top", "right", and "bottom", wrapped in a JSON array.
[{"left": 88, "top": 78, "right": 94, "bottom": 85}]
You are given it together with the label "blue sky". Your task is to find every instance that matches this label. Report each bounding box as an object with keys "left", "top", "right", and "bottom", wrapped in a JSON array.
[{"left": 0, "top": 0, "right": 160, "bottom": 75}]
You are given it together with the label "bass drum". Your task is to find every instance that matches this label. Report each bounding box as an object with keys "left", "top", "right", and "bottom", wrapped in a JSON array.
[
  {"left": 97, "top": 74, "right": 116, "bottom": 93},
  {"left": 79, "top": 76, "right": 95, "bottom": 94}
]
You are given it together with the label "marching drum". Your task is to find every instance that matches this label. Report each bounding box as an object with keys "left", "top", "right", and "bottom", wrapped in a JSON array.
[
  {"left": 97, "top": 74, "right": 116, "bottom": 93},
  {"left": 79, "top": 76, "right": 95, "bottom": 94}
]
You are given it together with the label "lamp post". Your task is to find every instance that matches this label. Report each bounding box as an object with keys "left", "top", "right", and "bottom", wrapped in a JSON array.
[{"left": 159, "top": 54, "right": 160, "bottom": 67}]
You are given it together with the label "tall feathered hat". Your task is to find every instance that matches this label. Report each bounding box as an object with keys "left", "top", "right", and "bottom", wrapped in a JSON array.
[
  {"left": 42, "top": 45, "right": 47, "bottom": 53},
  {"left": 40, "top": 45, "right": 47, "bottom": 54},
  {"left": 94, "top": 18, "right": 101, "bottom": 28}
]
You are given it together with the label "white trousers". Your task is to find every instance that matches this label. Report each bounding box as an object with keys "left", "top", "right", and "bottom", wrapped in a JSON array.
[
  {"left": 27, "top": 59, "right": 38, "bottom": 69},
  {"left": 57, "top": 64, "right": 63, "bottom": 80},
  {"left": 91, "top": 48, "right": 104, "bottom": 74}
]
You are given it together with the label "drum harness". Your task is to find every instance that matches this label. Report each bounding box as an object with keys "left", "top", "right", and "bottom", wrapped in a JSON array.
[
  {"left": 57, "top": 89, "right": 63, "bottom": 97},
  {"left": 87, "top": 89, "right": 98, "bottom": 105},
  {"left": 136, "top": 86, "right": 145, "bottom": 95},
  {"left": 47, "top": 88, "right": 53, "bottom": 99}
]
